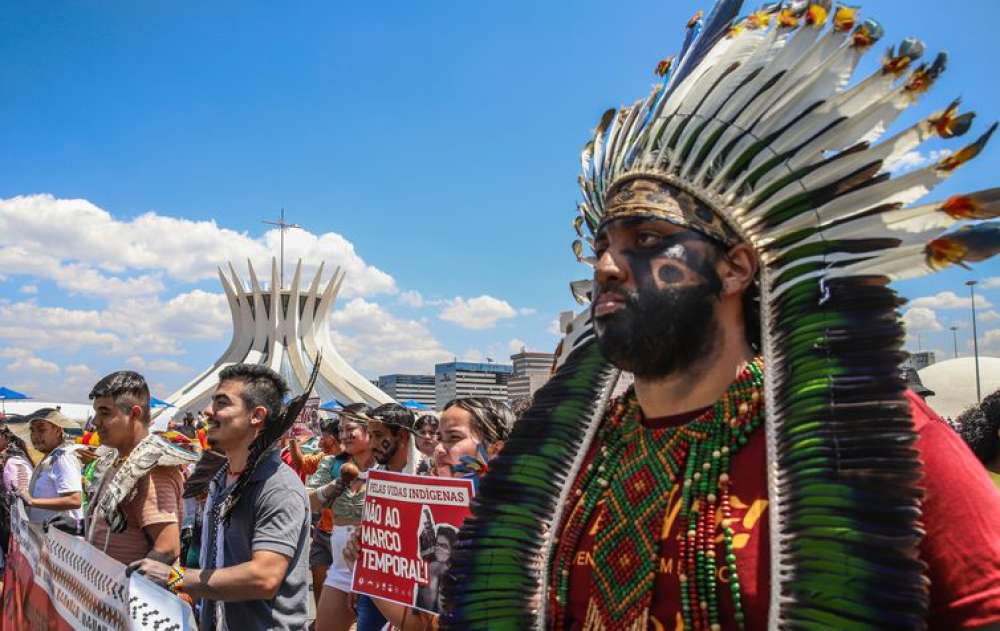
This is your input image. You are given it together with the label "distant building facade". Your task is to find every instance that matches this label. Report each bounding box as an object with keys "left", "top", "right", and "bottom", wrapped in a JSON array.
[
  {"left": 377, "top": 374, "right": 436, "bottom": 409},
  {"left": 434, "top": 362, "right": 513, "bottom": 408},
  {"left": 904, "top": 351, "right": 937, "bottom": 371},
  {"left": 508, "top": 351, "right": 556, "bottom": 402}
]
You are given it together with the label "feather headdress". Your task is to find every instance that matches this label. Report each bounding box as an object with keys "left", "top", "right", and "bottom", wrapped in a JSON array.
[{"left": 443, "top": 2, "right": 1000, "bottom": 630}]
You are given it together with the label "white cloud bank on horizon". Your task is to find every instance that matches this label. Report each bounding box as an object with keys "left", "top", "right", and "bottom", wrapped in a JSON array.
[
  {"left": 439, "top": 295, "right": 520, "bottom": 330},
  {"left": 0, "top": 193, "right": 545, "bottom": 400},
  {"left": 0, "top": 194, "right": 395, "bottom": 298}
]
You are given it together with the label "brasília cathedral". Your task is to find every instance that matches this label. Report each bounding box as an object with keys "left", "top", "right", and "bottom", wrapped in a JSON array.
[{"left": 163, "top": 258, "right": 392, "bottom": 419}]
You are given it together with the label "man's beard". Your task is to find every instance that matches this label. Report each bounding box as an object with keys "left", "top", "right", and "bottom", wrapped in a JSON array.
[
  {"left": 594, "top": 282, "right": 719, "bottom": 379},
  {"left": 373, "top": 439, "right": 399, "bottom": 465}
]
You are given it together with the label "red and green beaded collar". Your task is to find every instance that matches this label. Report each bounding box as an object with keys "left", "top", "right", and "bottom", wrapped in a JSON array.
[{"left": 550, "top": 358, "right": 764, "bottom": 630}]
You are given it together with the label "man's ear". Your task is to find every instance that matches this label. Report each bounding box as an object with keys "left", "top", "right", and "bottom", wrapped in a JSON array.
[
  {"left": 250, "top": 406, "right": 268, "bottom": 430},
  {"left": 487, "top": 440, "right": 505, "bottom": 458},
  {"left": 718, "top": 243, "right": 758, "bottom": 298},
  {"left": 130, "top": 404, "right": 144, "bottom": 424}
]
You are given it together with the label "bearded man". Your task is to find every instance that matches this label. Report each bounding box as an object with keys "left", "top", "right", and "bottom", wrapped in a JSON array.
[
  {"left": 367, "top": 402, "right": 420, "bottom": 473},
  {"left": 442, "top": 3, "right": 1000, "bottom": 630}
]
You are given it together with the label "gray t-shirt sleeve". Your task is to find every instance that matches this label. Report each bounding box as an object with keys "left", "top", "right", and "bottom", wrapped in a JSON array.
[{"left": 252, "top": 485, "right": 307, "bottom": 559}]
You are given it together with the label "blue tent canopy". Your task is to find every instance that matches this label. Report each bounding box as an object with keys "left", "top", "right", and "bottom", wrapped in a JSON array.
[
  {"left": 150, "top": 397, "right": 174, "bottom": 408},
  {"left": 400, "top": 399, "right": 428, "bottom": 410},
  {"left": 0, "top": 387, "right": 29, "bottom": 401},
  {"left": 320, "top": 399, "right": 346, "bottom": 411},
  {"left": 0, "top": 387, "right": 30, "bottom": 416}
]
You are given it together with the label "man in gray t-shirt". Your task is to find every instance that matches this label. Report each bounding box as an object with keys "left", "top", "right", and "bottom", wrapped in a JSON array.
[
  {"left": 128, "top": 365, "right": 311, "bottom": 631},
  {"left": 198, "top": 448, "right": 309, "bottom": 629}
]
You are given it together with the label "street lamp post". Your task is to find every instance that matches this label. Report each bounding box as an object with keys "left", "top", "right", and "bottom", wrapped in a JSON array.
[
  {"left": 966, "top": 280, "right": 982, "bottom": 402},
  {"left": 950, "top": 325, "right": 959, "bottom": 359}
]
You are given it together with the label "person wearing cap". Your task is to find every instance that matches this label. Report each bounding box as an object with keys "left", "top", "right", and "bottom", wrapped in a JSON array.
[
  {"left": 367, "top": 402, "right": 419, "bottom": 474},
  {"left": 313, "top": 404, "right": 375, "bottom": 631},
  {"left": 20, "top": 408, "right": 83, "bottom": 530},
  {"left": 346, "top": 403, "right": 421, "bottom": 631},
  {"left": 904, "top": 367, "right": 936, "bottom": 400}
]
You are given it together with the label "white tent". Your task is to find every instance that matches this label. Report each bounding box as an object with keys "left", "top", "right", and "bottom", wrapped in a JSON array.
[{"left": 918, "top": 356, "right": 1000, "bottom": 419}]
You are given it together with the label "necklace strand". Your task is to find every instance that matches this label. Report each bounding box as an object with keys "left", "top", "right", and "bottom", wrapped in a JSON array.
[{"left": 550, "top": 358, "right": 764, "bottom": 630}]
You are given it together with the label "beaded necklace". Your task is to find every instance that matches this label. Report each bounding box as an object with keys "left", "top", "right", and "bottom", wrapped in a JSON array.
[{"left": 550, "top": 358, "right": 764, "bottom": 631}]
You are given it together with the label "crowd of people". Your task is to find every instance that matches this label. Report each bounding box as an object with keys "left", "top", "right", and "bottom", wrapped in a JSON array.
[
  {"left": 0, "top": 364, "right": 517, "bottom": 630},
  {"left": 2, "top": 361, "right": 998, "bottom": 630}
]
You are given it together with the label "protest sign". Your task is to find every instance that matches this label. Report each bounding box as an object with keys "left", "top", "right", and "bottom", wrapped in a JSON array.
[
  {"left": 351, "top": 470, "right": 474, "bottom": 613},
  {"left": 1, "top": 501, "right": 196, "bottom": 631}
]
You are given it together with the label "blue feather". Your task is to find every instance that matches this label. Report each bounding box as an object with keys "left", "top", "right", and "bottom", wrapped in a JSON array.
[{"left": 670, "top": 0, "right": 745, "bottom": 90}]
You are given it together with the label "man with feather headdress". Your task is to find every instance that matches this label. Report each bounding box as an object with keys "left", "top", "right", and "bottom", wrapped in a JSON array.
[
  {"left": 128, "top": 364, "right": 312, "bottom": 631},
  {"left": 441, "top": 2, "right": 1000, "bottom": 630}
]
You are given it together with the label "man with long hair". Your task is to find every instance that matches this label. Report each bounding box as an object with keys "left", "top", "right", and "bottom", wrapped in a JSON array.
[{"left": 129, "top": 364, "right": 311, "bottom": 631}]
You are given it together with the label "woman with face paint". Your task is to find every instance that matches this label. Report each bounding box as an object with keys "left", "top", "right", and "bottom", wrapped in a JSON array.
[
  {"left": 313, "top": 405, "right": 376, "bottom": 631},
  {"left": 342, "top": 397, "right": 514, "bottom": 631}
]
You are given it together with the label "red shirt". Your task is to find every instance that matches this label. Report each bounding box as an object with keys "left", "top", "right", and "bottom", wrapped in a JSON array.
[
  {"left": 280, "top": 448, "right": 307, "bottom": 483},
  {"left": 563, "top": 391, "right": 1000, "bottom": 630}
]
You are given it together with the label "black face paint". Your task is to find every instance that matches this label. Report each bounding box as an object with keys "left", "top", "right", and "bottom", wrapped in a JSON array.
[
  {"left": 374, "top": 437, "right": 398, "bottom": 465},
  {"left": 593, "top": 228, "right": 722, "bottom": 378}
]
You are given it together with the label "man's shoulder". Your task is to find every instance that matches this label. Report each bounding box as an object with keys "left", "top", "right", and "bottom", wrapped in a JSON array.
[
  {"left": 258, "top": 459, "right": 308, "bottom": 496},
  {"left": 146, "top": 465, "right": 184, "bottom": 487},
  {"left": 906, "top": 389, "right": 948, "bottom": 434}
]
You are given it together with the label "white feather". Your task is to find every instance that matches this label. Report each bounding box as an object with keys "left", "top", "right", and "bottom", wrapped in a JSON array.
[{"left": 751, "top": 161, "right": 954, "bottom": 235}]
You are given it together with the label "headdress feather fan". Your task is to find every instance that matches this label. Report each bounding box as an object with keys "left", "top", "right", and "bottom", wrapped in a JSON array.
[{"left": 442, "top": 2, "right": 1000, "bottom": 629}]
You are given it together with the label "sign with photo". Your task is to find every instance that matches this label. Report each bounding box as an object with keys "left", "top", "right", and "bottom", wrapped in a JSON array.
[{"left": 351, "top": 470, "right": 474, "bottom": 613}]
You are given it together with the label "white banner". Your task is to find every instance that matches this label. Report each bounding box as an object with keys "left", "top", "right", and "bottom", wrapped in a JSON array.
[{"left": 2, "top": 501, "right": 197, "bottom": 631}]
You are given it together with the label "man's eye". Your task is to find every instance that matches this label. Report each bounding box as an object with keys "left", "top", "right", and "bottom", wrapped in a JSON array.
[{"left": 636, "top": 232, "right": 664, "bottom": 247}]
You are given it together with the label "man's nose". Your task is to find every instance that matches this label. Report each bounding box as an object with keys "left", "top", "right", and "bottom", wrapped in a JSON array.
[{"left": 594, "top": 247, "right": 628, "bottom": 287}]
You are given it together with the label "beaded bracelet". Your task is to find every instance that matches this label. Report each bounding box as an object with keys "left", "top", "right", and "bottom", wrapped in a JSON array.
[{"left": 166, "top": 564, "right": 186, "bottom": 593}]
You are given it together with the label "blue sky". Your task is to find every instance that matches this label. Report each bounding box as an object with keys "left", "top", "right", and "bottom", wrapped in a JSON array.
[{"left": 1, "top": 0, "right": 999, "bottom": 402}]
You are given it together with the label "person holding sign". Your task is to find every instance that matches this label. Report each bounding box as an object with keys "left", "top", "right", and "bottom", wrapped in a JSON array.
[
  {"left": 345, "top": 397, "right": 513, "bottom": 631},
  {"left": 312, "top": 406, "right": 376, "bottom": 631}
]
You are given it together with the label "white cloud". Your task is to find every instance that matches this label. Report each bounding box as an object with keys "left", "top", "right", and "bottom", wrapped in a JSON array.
[
  {"left": 398, "top": 290, "right": 424, "bottom": 308},
  {"left": 0, "top": 194, "right": 395, "bottom": 299},
  {"left": 547, "top": 318, "right": 562, "bottom": 336},
  {"left": 64, "top": 364, "right": 99, "bottom": 391},
  {"left": 461, "top": 348, "right": 485, "bottom": 363},
  {"left": 979, "top": 310, "right": 1000, "bottom": 323},
  {"left": 0, "top": 348, "right": 60, "bottom": 375},
  {"left": 909, "top": 290, "right": 992, "bottom": 310},
  {"left": 329, "top": 298, "right": 452, "bottom": 375},
  {"left": 902, "top": 307, "right": 943, "bottom": 332},
  {"left": 978, "top": 329, "right": 1000, "bottom": 355},
  {"left": 126, "top": 355, "right": 191, "bottom": 374},
  {"left": 982, "top": 277, "right": 1000, "bottom": 290},
  {"left": 439, "top": 295, "right": 518, "bottom": 330},
  {"left": 518, "top": 307, "right": 537, "bottom": 316},
  {"left": 0, "top": 291, "right": 228, "bottom": 356},
  {"left": 19, "top": 284, "right": 37, "bottom": 294},
  {"left": 0, "top": 246, "right": 165, "bottom": 299},
  {"left": 885, "top": 149, "right": 953, "bottom": 176},
  {"left": 508, "top": 338, "right": 526, "bottom": 354}
]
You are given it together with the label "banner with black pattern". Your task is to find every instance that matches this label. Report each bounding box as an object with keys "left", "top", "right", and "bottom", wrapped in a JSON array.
[{"left": 1, "top": 502, "right": 196, "bottom": 630}]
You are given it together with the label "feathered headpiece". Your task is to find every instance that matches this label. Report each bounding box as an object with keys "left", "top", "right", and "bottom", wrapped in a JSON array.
[{"left": 442, "top": 2, "right": 1000, "bottom": 629}]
